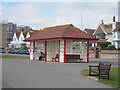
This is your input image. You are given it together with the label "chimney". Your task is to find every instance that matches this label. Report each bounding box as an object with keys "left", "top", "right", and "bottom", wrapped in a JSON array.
[
  {"left": 102, "top": 20, "right": 104, "bottom": 24},
  {"left": 112, "top": 16, "right": 116, "bottom": 31},
  {"left": 113, "top": 16, "right": 115, "bottom": 22}
]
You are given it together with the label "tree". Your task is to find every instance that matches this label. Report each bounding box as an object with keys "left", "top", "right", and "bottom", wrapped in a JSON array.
[
  {"left": 99, "top": 42, "right": 116, "bottom": 50},
  {"left": 99, "top": 42, "right": 111, "bottom": 48},
  {"left": 22, "top": 46, "right": 27, "bottom": 50}
]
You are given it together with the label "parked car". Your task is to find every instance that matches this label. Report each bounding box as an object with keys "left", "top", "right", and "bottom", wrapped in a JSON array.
[
  {"left": 22, "top": 50, "right": 30, "bottom": 55},
  {"left": 15, "top": 50, "right": 19, "bottom": 54},
  {"left": 8, "top": 49, "right": 15, "bottom": 54},
  {"left": 0, "top": 49, "right": 5, "bottom": 53},
  {"left": 18, "top": 50, "right": 23, "bottom": 54}
]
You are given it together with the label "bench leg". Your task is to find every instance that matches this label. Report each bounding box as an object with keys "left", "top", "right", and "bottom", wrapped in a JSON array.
[
  {"left": 98, "top": 74, "right": 100, "bottom": 80},
  {"left": 107, "top": 74, "right": 109, "bottom": 80},
  {"left": 89, "top": 67, "right": 91, "bottom": 76}
]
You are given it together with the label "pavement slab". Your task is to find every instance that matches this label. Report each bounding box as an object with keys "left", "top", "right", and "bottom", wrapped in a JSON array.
[{"left": 2, "top": 59, "right": 115, "bottom": 88}]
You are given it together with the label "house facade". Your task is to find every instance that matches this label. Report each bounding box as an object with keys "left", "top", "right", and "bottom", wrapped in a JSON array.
[
  {"left": 92, "top": 23, "right": 113, "bottom": 47},
  {"left": 112, "top": 26, "right": 120, "bottom": 48},
  {"left": 86, "top": 16, "right": 120, "bottom": 49},
  {"left": 24, "top": 24, "right": 98, "bottom": 63},
  {"left": 10, "top": 30, "right": 39, "bottom": 48}
]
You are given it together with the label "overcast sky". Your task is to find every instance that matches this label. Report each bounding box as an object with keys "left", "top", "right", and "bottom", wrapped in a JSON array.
[{"left": 1, "top": 1, "right": 119, "bottom": 30}]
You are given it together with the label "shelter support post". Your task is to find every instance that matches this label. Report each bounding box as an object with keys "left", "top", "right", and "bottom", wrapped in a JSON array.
[
  {"left": 33, "top": 42, "right": 35, "bottom": 60},
  {"left": 59, "top": 40, "right": 66, "bottom": 63},
  {"left": 87, "top": 41, "right": 89, "bottom": 63},
  {"left": 64, "top": 40, "right": 66, "bottom": 63},
  {"left": 58, "top": 40, "right": 60, "bottom": 62},
  {"left": 45, "top": 41, "right": 47, "bottom": 61},
  {"left": 29, "top": 42, "right": 31, "bottom": 60}
]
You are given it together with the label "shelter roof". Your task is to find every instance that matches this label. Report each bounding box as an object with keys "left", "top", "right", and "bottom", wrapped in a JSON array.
[{"left": 24, "top": 24, "right": 98, "bottom": 41}]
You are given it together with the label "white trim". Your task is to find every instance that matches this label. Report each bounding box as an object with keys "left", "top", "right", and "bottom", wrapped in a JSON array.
[
  {"left": 93, "top": 24, "right": 100, "bottom": 35},
  {"left": 100, "top": 25, "right": 107, "bottom": 34},
  {"left": 93, "top": 24, "right": 107, "bottom": 35}
]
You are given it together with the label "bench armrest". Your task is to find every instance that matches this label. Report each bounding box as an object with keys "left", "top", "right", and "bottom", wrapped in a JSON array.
[{"left": 89, "top": 65, "right": 99, "bottom": 67}]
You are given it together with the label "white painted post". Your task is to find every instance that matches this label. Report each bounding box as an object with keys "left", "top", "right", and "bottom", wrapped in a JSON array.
[
  {"left": 30, "top": 42, "right": 34, "bottom": 60},
  {"left": 59, "top": 40, "right": 65, "bottom": 63}
]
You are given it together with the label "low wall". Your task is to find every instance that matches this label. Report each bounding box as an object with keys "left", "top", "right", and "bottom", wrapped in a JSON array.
[{"left": 89, "top": 50, "right": 120, "bottom": 60}]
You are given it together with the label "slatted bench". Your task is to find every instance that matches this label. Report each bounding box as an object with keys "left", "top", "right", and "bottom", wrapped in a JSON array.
[
  {"left": 66, "top": 54, "right": 83, "bottom": 63},
  {"left": 52, "top": 54, "right": 59, "bottom": 62},
  {"left": 89, "top": 62, "right": 111, "bottom": 80}
]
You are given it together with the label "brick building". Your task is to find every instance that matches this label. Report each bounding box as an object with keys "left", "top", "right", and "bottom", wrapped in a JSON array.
[{"left": 0, "top": 22, "right": 17, "bottom": 48}]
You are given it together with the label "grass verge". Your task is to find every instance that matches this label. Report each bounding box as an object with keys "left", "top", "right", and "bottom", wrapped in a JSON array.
[
  {"left": 81, "top": 67, "right": 119, "bottom": 88},
  {"left": 0, "top": 55, "right": 29, "bottom": 59}
]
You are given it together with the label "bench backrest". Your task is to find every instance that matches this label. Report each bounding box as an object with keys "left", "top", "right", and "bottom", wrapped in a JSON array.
[
  {"left": 66, "top": 54, "right": 81, "bottom": 59},
  {"left": 55, "top": 54, "right": 59, "bottom": 59},
  {"left": 99, "top": 62, "right": 111, "bottom": 73}
]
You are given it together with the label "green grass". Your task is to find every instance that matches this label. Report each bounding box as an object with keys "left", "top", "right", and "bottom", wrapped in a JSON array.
[
  {"left": 0, "top": 55, "right": 29, "bottom": 59},
  {"left": 81, "top": 67, "right": 119, "bottom": 88}
]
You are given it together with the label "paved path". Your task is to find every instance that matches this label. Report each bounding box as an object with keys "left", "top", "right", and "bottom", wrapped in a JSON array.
[
  {"left": 2, "top": 59, "right": 114, "bottom": 88},
  {"left": 90, "top": 58, "right": 119, "bottom": 67}
]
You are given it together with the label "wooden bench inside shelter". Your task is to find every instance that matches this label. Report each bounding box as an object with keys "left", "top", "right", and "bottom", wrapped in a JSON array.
[
  {"left": 52, "top": 54, "right": 59, "bottom": 62},
  {"left": 66, "top": 54, "right": 83, "bottom": 63}
]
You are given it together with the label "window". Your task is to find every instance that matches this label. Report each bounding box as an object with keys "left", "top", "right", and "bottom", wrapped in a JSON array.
[
  {"left": 96, "top": 33, "right": 105, "bottom": 39},
  {"left": 21, "top": 37, "right": 23, "bottom": 41}
]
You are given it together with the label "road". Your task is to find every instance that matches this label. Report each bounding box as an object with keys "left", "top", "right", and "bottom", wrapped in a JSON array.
[
  {"left": 2, "top": 58, "right": 115, "bottom": 88},
  {"left": 0, "top": 53, "right": 29, "bottom": 57}
]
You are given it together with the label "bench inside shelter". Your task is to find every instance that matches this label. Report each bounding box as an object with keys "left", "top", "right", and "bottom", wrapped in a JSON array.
[
  {"left": 52, "top": 54, "right": 83, "bottom": 63},
  {"left": 66, "top": 54, "right": 83, "bottom": 63}
]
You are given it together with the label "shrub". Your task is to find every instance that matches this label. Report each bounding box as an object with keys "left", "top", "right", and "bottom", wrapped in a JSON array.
[
  {"left": 117, "top": 48, "right": 120, "bottom": 50},
  {"left": 22, "top": 46, "right": 27, "bottom": 50},
  {"left": 107, "top": 45, "right": 116, "bottom": 50},
  {"left": 99, "top": 42, "right": 116, "bottom": 50},
  {"left": 0, "top": 47, "right": 4, "bottom": 49},
  {"left": 99, "top": 42, "right": 111, "bottom": 48}
]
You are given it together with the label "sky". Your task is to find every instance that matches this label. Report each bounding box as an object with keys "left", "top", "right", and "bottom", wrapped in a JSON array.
[{"left": 1, "top": 1, "right": 119, "bottom": 30}]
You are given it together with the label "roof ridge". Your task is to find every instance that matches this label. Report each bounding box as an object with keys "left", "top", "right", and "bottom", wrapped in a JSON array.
[
  {"left": 43, "top": 24, "right": 73, "bottom": 30},
  {"left": 62, "top": 24, "right": 74, "bottom": 37}
]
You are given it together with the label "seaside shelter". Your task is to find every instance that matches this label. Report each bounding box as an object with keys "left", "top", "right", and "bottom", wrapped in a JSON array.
[{"left": 24, "top": 24, "right": 98, "bottom": 63}]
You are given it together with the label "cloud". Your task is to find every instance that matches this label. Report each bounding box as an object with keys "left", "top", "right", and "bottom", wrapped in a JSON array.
[
  {"left": 2, "top": 0, "right": 120, "bottom": 2},
  {"left": 2, "top": 2, "right": 118, "bottom": 30}
]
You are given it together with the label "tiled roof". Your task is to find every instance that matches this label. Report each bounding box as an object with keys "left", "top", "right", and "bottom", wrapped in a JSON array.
[
  {"left": 16, "top": 29, "right": 40, "bottom": 38},
  {"left": 24, "top": 24, "right": 98, "bottom": 41},
  {"left": 113, "top": 26, "right": 120, "bottom": 31},
  {"left": 84, "top": 29, "right": 95, "bottom": 36},
  {"left": 100, "top": 24, "right": 112, "bottom": 33}
]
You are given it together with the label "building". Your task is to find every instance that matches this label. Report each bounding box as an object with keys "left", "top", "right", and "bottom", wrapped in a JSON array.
[
  {"left": 84, "top": 29, "right": 95, "bottom": 36},
  {"left": 0, "top": 23, "right": 7, "bottom": 48},
  {"left": 93, "top": 23, "right": 112, "bottom": 43},
  {"left": 16, "top": 25, "right": 31, "bottom": 33},
  {"left": 112, "top": 26, "right": 120, "bottom": 48},
  {"left": 10, "top": 30, "right": 40, "bottom": 48},
  {"left": 24, "top": 24, "right": 98, "bottom": 63},
  {"left": 0, "top": 22, "right": 17, "bottom": 48},
  {"left": 87, "top": 16, "right": 120, "bottom": 49}
]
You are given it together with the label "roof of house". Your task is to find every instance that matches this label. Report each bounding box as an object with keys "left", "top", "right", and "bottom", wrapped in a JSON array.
[
  {"left": 113, "top": 26, "right": 120, "bottom": 31},
  {"left": 94, "top": 24, "right": 112, "bottom": 35},
  {"left": 116, "top": 22, "right": 120, "bottom": 27},
  {"left": 24, "top": 24, "right": 98, "bottom": 42},
  {"left": 16, "top": 29, "right": 40, "bottom": 38},
  {"left": 84, "top": 29, "right": 95, "bottom": 36}
]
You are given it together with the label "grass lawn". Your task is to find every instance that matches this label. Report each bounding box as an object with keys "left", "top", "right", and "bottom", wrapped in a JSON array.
[
  {"left": 0, "top": 55, "right": 29, "bottom": 59},
  {"left": 81, "top": 67, "right": 119, "bottom": 88}
]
